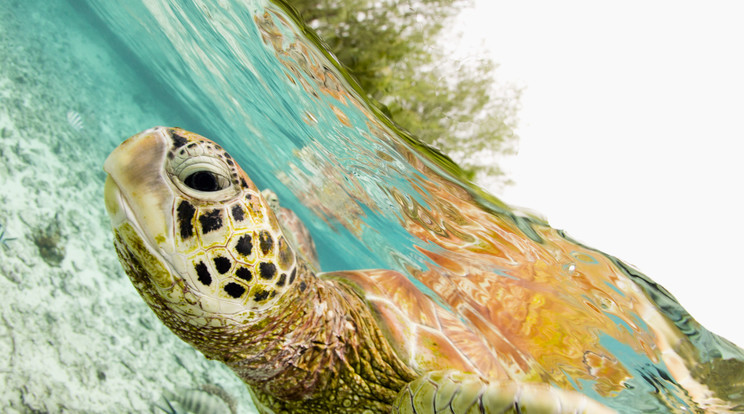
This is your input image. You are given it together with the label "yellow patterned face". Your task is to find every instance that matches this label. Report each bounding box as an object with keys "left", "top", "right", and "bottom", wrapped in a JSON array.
[{"left": 104, "top": 127, "right": 298, "bottom": 325}]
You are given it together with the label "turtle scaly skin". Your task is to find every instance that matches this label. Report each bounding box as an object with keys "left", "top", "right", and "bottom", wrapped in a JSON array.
[{"left": 104, "top": 127, "right": 618, "bottom": 413}]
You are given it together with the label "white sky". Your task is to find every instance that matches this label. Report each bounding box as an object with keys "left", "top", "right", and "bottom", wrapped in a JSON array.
[{"left": 449, "top": 1, "right": 744, "bottom": 347}]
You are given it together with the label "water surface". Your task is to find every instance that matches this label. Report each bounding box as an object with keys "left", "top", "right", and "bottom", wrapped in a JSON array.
[{"left": 0, "top": 0, "right": 742, "bottom": 412}]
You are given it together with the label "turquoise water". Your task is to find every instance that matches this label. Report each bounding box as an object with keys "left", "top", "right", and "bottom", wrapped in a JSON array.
[{"left": 1, "top": 0, "right": 743, "bottom": 412}]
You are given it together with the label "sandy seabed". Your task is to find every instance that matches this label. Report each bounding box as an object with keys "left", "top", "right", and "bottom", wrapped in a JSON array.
[{"left": 0, "top": 2, "right": 255, "bottom": 413}]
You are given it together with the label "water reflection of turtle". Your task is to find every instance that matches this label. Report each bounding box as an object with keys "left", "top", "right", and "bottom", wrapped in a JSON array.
[{"left": 103, "top": 127, "right": 740, "bottom": 413}]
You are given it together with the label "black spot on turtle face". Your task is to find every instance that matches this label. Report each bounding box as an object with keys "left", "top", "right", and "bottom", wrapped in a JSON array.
[
  {"left": 177, "top": 201, "right": 196, "bottom": 239},
  {"left": 289, "top": 268, "right": 296, "bottom": 284},
  {"left": 259, "top": 262, "right": 276, "bottom": 280},
  {"left": 259, "top": 230, "right": 273, "bottom": 255},
  {"left": 213, "top": 256, "right": 231, "bottom": 274},
  {"left": 254, "top": 289, "right": 270, "bottom": 302},
  {"left": 231, "top": 204, "right": 244, "bottom": 222},
  {"left": 199, "top": 209, "right": 223, "bottom": 234},
  {"left": 299, "top": 281, "right": 307, "bottom": 292},
  {"left": 276, "top": 273, "right": 286, "bottom": 287},
  {"left": 241, "top": 178, "right": 248, "bottom": 189},
  {"left": 195, "top": 261, "right": 211, "bottom": 286},
  {"left": 236, "top": 267, "right": 252, "bottom": 282},
  {"left": 171, "top": 131, "right": 188, "bottom": 148},
  {"left": 235, "top": 235, "right": 252, "bottom": 256},
  {"left": 224, "top": 282, "right": 245, "bottom": 298}
]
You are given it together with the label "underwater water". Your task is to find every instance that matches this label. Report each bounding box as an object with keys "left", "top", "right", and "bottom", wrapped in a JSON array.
[{"left": 1, "top": 0, "right": 743, "bottom": 413}]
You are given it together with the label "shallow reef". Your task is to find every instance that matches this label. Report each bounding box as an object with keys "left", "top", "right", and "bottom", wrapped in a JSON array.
[{"left": 0, "top": 1, "right": 253, "bottom": 412}]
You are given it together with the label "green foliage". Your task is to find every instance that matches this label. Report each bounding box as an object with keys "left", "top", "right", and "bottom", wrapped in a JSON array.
[{"left": 289, "top": 0, "right": 520, "bottom": 183}]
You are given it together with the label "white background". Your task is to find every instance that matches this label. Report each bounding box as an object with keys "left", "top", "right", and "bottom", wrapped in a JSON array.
[{"left": 449, "top": 0, "right": 744, "bottom": 347}]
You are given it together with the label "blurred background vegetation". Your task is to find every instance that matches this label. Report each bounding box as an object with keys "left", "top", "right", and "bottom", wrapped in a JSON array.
[{"left": 289, "top": 0, "right": 521, "bottom": 186}]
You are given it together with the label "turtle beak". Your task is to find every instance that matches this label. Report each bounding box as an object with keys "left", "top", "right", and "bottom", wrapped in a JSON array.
[
  {"left": 103, "top": 127, "right": 175, "bottom": 254},
  {"left": 103, "top": 175, "right": 126, "bottom": 227}
]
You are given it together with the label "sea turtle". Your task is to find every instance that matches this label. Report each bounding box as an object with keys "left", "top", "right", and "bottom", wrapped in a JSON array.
[{"left": 103, "top": 126, "right": 622, "bottom": 413}]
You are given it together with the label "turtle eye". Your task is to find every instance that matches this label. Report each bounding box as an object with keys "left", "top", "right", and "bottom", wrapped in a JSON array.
[
  {"left": 169, "top": 150, "right": 236, "bottom": 199},
  {"left": 184, "top": 170, "right": 227, "bottom": 192}
]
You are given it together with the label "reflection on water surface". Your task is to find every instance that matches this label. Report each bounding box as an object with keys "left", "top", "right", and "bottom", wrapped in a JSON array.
[{"left": 89, "top": 0, "right": 744, "bottom": 412}]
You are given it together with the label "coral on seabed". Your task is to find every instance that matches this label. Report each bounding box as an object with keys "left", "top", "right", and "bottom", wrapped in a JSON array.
[
  {"left": 31, "top": 214, "right": 66, "bottom": 266},
  {"left": 0, "top": 2, "right": 252, "bottom": 412}
]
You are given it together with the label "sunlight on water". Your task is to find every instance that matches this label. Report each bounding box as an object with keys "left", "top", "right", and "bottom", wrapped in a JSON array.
[{"left": 1, "top": 0, "right": 742, "bottom": 412}]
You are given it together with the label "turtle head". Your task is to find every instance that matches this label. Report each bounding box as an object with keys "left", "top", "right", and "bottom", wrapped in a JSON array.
[{"left": 104, "top": 127, "right": 299, "bottom": 335}]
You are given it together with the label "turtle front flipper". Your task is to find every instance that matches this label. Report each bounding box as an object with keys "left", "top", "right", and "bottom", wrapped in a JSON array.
[{"left": 392, "top": 370, "right": 616, "bottom": 414}]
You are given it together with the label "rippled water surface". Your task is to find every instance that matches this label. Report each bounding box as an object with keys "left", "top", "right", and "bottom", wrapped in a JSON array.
[{"left": 1, "top": 0, "right": 743, "bottom": 412}]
